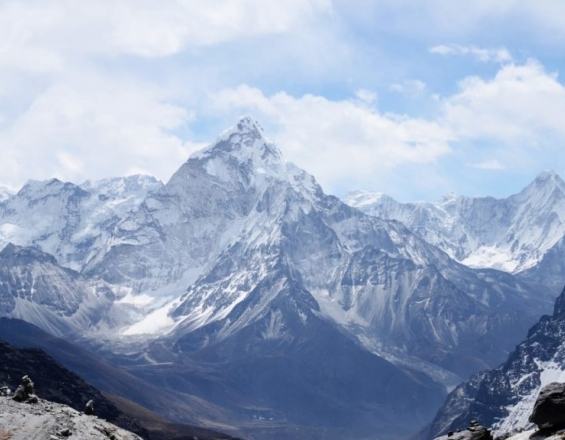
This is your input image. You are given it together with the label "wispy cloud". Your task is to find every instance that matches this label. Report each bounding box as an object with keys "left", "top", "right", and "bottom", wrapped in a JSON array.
[{"left": 430, "top": 44, "right": 512, "bottom": 63}]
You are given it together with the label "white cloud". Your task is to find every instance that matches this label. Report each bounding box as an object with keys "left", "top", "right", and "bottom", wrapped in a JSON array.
[
  {"left": 0, "top": 0, "right": 333, "bottom": 68},
  {"left": 430, "top": 44, "right": 512, "bottom": 63},
  {"left": 0, "top": 74, "right": 195, "bottom": 186},
  {"left": 444, "top": 60, "right": 565, "bottom": 144},
  {"left": 210, "top": 85, "right": 452, "bottom": 189},
  {"left": 437, "top": 59, "right": 565, "bottom": 174}
]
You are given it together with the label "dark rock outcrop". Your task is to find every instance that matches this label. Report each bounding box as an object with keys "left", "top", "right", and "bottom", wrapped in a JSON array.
[
  {"left": 428, "top": 285, "right": 565, "bottom": 438},
  {"left": 530, "top": 382, "right": 565, "bottom": 431}
]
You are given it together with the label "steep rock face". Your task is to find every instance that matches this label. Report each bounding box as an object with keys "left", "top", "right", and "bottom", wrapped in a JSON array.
[
  {"left": 429, "top": 285, "right": 565, "bottom": 439},
  {"left": 82, "top": 118, "right": 291, "bottom": 293},
  {"left": 0, "top": 243, "right": 116, "bottom": 336},
  {"left": 151, "top": 262, "right": 446, "bottom": 440},
  {"left": 347, "top": 172, "right": 565, "bottom": 275},
  {"left": 519, "top": 235, "right": 565, "bottom": 294}
]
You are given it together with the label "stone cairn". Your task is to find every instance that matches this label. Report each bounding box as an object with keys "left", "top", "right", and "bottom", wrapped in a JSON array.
[{"left": 12, "top": 375, "right": 38, "bottom": 404}]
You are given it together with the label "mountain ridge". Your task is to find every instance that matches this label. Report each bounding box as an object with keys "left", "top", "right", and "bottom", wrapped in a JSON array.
[{"left": 347, "top": 171, "right": 565, "bottom": 277}]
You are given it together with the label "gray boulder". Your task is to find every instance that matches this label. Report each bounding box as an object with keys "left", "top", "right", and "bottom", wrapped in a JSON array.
[
  {"left": 530, "top": 382, "right": 565, "bottom": 431},
  {"left": 0, "top": 385, "right": 11, "bottom": 396}
]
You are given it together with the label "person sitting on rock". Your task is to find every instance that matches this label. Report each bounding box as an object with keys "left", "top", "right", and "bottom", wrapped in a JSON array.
[{"left": 85, "top": 399, "right": 95, "bottom": 415}]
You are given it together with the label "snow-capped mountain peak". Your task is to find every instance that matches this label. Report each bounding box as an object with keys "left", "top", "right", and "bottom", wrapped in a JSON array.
[
  {"left": 534, "top": 169, "right": 562, "bottom": 183},
  {"left": 193, "top": 116, "right": 282, "bottom": 167},
  {"left": 17, "top": 178, "right": 86, "bottom": 200},
  {"left": 513, "top": 170, "right": 565, "bottom": 203},
  {"left": 227, "top": 115, "right": 265, "bottom": 137}
]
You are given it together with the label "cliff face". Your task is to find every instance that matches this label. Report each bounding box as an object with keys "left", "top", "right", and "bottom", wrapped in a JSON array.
[{"left": 429, "top": 286, "right": 565, "bottom": 438}]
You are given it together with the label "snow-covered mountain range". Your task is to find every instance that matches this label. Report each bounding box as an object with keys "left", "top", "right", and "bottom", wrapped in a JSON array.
[
  {"left": 347, "top": 172, "right": 565, "bottom": 277},
  {"left": 0, "top": 117, "right": 559, "bottom": 439}
]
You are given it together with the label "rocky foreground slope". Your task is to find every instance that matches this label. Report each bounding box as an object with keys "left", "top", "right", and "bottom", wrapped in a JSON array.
[
  {"left": 0, "top": 338, "right": 238, "bottom": 440},
  {"left": 0, "top": 394, "right": 142, "bottom": 440},
  {"left": 0, "top": 340, "right": 145, "bottom": 435}
]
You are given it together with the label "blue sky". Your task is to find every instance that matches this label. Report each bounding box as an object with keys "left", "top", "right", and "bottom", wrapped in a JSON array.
[{"left": 2, "top": 0, "right": 565, "bottom": 201}]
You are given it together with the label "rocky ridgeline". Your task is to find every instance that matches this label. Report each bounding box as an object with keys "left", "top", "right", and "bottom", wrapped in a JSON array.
[
  {"left": 435, "top": 382, "right": 565, "bottom": 440},
  {"left": 0, "top": 375, "right": 141, "bottom": 440}
]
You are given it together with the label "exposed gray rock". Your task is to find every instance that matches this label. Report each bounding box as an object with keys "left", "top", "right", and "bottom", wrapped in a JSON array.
[
  {"left": 0, "top": 385, "right": 11, "bottom": 396},
  {"left": 0, "top": 393, "right": 142, "bottom": 439},
  {"left": 530, "top": 382, "right": 565, "bottom": 431}
]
